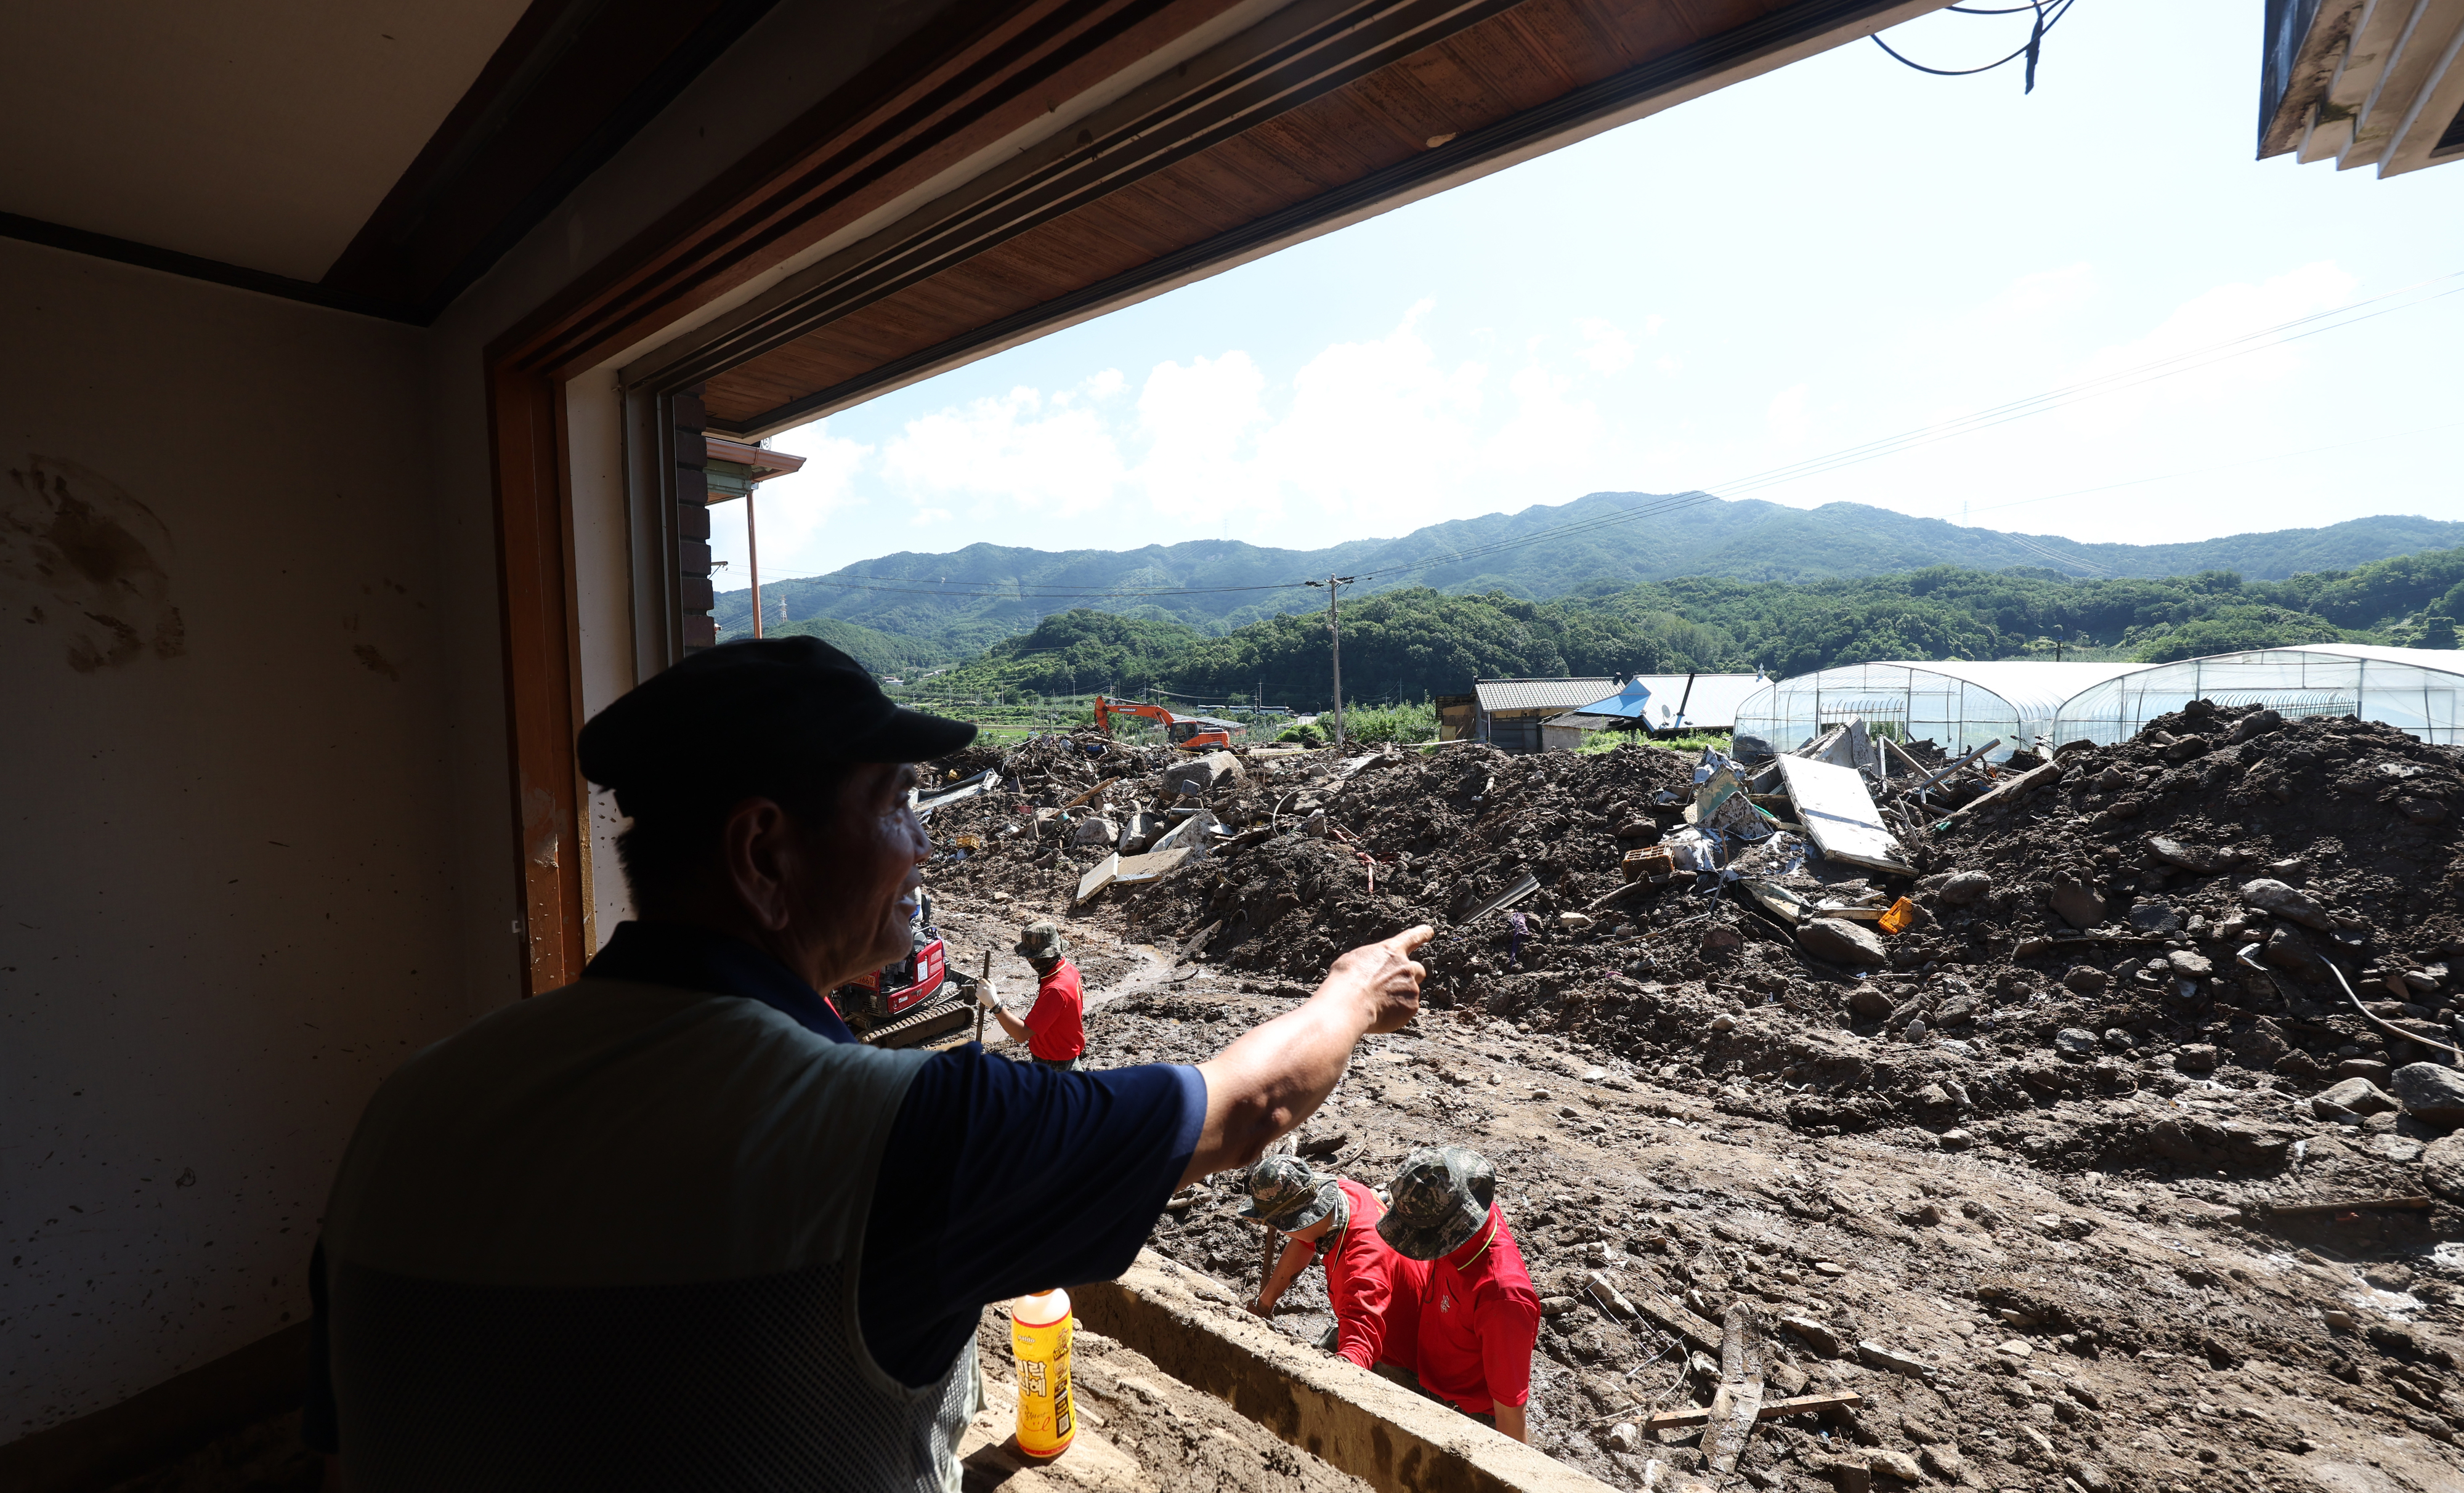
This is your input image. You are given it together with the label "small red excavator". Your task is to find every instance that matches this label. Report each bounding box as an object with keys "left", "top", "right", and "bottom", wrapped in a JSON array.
[
  {"left": 833, "top": 893, "right": 980, "bottom": 1048},
  {"left": 1092, "top": 695, "right": 1246, "bottom": 751}
]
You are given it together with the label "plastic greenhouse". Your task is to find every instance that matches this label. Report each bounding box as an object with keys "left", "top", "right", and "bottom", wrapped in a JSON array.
[
  {"left": 1733, "top": 660, "right": 2152, "bottom": 761},
  {"left": 2053, "top": 645, "right": 2464, "bottom": 747}
]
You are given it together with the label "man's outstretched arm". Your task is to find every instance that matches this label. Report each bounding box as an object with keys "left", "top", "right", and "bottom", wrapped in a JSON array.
[{"left": 1184, "top": 926, "right": 1430, "bottom": 1187}]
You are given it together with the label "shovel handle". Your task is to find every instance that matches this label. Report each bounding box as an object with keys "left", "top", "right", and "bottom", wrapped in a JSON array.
[{"left": 975, "top": 949, "right": 992, "bottom": 1045}]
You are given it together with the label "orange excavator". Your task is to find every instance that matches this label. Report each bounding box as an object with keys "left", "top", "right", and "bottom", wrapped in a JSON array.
[{"left": 1092, "top": 695, "right": 1246, "bottom": 751}]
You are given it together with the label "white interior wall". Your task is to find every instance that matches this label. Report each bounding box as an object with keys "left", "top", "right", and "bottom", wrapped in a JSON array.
[{"left": 0, "top": 240, "right": 459, "bottom": 1436}]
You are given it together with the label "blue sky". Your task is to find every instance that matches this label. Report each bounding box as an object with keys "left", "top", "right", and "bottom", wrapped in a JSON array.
[{"left": 715, "top": 1, "right": 2464, "bottom": 589}]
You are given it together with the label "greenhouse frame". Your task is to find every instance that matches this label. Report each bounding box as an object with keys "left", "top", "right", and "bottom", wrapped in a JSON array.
[
  {"left": 2054, "top": 645, "right": 2464, "bottom": 747},
  {"left": 1733, "top": 660, "right": 2152, "bottom": 761}
]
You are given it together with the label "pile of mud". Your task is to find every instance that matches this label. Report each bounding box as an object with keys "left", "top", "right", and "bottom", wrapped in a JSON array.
[{"left": 927, "top": 713, "right": 2464, "bottom": 1208}]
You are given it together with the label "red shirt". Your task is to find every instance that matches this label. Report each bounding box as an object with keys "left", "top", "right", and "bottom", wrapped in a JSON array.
[
  {"left": 1410, "top": 1204, "right": 1540, "bottom": 1415},
  {"left": 1319, "top": 1179, "right": 1428, "bottom": 1372},
  {"left": 1023, "top": 959, "right": 1085, "bottom": 1061}
]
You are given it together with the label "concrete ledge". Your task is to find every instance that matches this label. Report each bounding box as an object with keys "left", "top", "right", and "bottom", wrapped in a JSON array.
[{"left": 1075, "top": 1250, "right": 1613, "bottom": 1493}]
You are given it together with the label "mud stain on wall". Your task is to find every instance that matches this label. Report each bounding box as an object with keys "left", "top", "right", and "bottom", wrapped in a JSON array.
[
  {"left": 3, "top": 456, "right": 184, "bottom": 673},
  {"left": 353, "top": 644, "right": 401, "bottom": 681}
]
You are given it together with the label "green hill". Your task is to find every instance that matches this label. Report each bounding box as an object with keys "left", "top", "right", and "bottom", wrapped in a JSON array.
[
  {"left": 714, "top": 493, "right": 2464, "bottom": 647},
  {"left": 894, "top": 544, "right": 2464, "bottom": 708},
  {"left": 714, "top": 613, "right": 956, "bottom": 674}
]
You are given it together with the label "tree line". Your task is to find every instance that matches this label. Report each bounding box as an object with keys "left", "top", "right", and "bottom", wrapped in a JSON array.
[{"left": 888, "top": 544, "right": 2464, "bottom": 707}]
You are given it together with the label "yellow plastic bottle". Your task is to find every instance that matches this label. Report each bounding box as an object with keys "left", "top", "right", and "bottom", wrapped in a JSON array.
[{"left": 1010, "top": 1289, "right": 1076, "bottom": 1459}]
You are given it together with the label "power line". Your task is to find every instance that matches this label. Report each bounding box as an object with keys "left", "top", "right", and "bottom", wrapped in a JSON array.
[
  {"left": 1341, "top": 270, "right": 2464, "bottom": 585},
  {"left": 1872, "top": 0, "right": 2080, "bottom": 92}
]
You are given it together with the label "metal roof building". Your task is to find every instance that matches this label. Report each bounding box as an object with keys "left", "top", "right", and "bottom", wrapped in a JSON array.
[
  {"left": 1565, "top": 673, "right": 1767, "bottom": 732},
  {"left": 1734, "top": 660, "right": 2153, "bottom": 761},
  {"left": 2054, "top": 645, "right": 2464, "bottom": 747},
  {"left": 1466, "top": 678, "right": 1616, "bottom": 754}
]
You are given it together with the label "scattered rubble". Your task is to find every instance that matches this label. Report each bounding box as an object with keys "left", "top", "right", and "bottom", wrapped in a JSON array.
[{"left": 923, "top": 705, "right": 2464, "bottom": 1492}]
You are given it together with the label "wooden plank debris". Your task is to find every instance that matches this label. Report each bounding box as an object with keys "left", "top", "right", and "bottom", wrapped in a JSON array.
[
  {"left": 1634, "top": 1295, "right": 1724, "bottom": 1355},
  {"left": 1776, "top": 755, "right": 1913, "bottom": 875},
  {"left": 1643, "top": 1391, "right": 1862, "bottom": 1431},
  {"left": 2242, "top": 1194, "right": 2431, "bottom": 1218},
  {"left": 1936, "top": 759, "right": 2065, "bottom": 826},
  {"left": 1704, "top": 1302, "right": 1765, "bottom": 1475}
]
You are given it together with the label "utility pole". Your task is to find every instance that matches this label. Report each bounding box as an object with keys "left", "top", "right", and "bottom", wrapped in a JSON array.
[
  {"left": 746, "top": 482, "right": 764, "bottom": 639},
  {"left": 1305, "top": 573, "right": 1358, "bottom": 750}
]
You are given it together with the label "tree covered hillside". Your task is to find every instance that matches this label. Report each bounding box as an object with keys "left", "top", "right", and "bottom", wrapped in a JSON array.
[
  {"left": 717, "top": 492, "right": 2464, "bottom": 647},
  {"left": 898, "top": 546, "right": 2464, "bottom": 707}
]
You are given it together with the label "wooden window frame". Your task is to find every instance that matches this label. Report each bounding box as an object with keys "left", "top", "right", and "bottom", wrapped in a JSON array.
[{"left": 484, "top": 0, "right": 1935, "bottom": 995}]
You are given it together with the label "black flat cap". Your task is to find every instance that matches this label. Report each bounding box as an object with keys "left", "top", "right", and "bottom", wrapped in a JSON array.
[{"left": 577, "top": 637, "right": 975, "bottom": 812}]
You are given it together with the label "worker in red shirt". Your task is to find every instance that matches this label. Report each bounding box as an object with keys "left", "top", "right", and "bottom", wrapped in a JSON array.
[
  {"left": 1242, "top": 1157, "right": 1425, "bottom": 1375},
  {"left": 1378, "top": 1146, "right": 1541, "bottom": 1442},
  {"left": 980, "top": 920, "right": 1086, "bottom": 1070}
]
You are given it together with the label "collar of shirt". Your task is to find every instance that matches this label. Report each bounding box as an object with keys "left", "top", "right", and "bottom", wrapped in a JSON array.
[{"left": 584, "top": 921, "right": 859, "bottom": 1045}]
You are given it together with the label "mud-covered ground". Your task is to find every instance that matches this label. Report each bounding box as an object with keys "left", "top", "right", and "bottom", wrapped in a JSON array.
[
  {"left": 922, "top": 707, "right": 2464, "bottom": 1493},
  {"left": 1052, "top": 980, "right": 2464, "bottom": 1493}
]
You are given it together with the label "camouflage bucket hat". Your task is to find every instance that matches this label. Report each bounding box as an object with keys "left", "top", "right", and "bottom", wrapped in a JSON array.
[
  {"left": 1376, "top": 1146, "right": 1496, "bottom": 1260},
  {"left": 1015, "top": 920, "right": 1066, "bottom": 960},
  {"left": 1238, "top": 1155, "right": 1340, "bottom": 1232}
]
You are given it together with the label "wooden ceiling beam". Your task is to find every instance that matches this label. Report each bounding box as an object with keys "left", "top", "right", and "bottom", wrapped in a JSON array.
[{"left": 695, "top": 0, "right": 1942, "bottom": 435}]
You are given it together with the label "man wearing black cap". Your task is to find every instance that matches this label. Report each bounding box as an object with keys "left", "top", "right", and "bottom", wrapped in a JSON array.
[{"left": 302, "top": 638, "right": 1433, "bottom": 1492}]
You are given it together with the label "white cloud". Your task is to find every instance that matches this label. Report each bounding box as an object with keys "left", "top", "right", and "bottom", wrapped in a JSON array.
[
  {"left": 880, "top": 385, "right": 1125, "bottom": 518},
  {"left": 1257, "top": 300, "right": 1489, "bottom": 533},
  {"left": 1766, "top": 383, "right": 1812, "bottom": 448},
  {"left": 1575, "top": 317, "right": 1635, "bottom": 373},
  {"left": 1129, "top": 352, "right": 1274, "bottom": 522}
]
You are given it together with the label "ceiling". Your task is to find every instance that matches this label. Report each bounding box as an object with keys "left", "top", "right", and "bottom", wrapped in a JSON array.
[
  {"left": 0, "top": 0, "right": 795, "bottom": 320},
  {"left": 0, "top": 0, "right": 1947, "bottom": 348},
  {"left": 0, "top": 1, "right": 530, "bottom": 281}
]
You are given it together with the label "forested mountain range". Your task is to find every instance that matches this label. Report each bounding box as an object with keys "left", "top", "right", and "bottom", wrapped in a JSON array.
[
  {"left": 715, "top": 492, "right": 2464, "bottom": 651},
  {"left": 849, "top": 544, "right": 2464, "bottom": 708}
]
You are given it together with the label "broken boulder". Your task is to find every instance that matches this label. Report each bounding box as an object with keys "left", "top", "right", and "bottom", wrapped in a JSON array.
[
  {"left": 2316, "top": 1077, "right": 2401, "bottom": 1115},
  {"left": 2053, "top": 1028, "right": 2101, "bottom": 1061},
  {"left": 2167, "top": 949, "right": 2215, "bottom": 979},
  {"left": 2049, "top": 873, "right": 2109, "bottom": 930},
  {"left": 2391, "top": 1063, "right": 2464, "bottom": 1130},
  {"left": 1069, "top": 815, "right": 1122, "bottom": 847},
  {"left": 2424, "top": 1133, "right": 2464, "bottom": 1204},
  {"left": 2126, "top": 901, "right": 2183, "bottom": 936},
  {"left": 2225, "top": 708, "right": 2284, "bottom": 745},
  {"left": 1159, "top": 750, "right": 1244, "bottom": 798},
  {"left": 2229, "top": 1019, "right": 2292, "bottom": 1070},
  {"left": 1936, "top": 870, "right": 1992, "bottom": 907},
  {"left": 2240, "top": 878, "right": 2332, "bottom": 931},
  {"left": 1798, "top": 916, "right": 1887, "bottom": 967}
]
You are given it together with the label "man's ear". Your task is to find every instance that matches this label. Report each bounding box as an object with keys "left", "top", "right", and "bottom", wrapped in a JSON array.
[{"left": 721, "top": 798, "right": 798, "bottom": 931}]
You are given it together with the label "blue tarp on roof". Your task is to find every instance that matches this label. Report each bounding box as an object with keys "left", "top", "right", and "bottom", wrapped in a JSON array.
[{"left": 1572, "top": 678, "right": 1654, "bottom": 719}]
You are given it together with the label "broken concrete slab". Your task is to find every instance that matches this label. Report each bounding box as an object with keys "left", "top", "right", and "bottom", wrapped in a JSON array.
[
  {"left": 1777, "top": 755, "right": 1912, "bottom": 876},
  {"left": 1796, "top": 917, "right": 1887, "bottom": 968}
]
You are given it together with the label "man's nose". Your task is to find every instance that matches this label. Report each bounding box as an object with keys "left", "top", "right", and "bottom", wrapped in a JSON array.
[{"left": 904, "top": 807, "right": 930, "bottom": 862}]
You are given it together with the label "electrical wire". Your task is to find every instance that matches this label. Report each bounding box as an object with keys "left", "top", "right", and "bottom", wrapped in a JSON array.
[
  {"left": 1339, "top": 271, "right": 2464, "bottom": 585},
  {"left": 1872, "top": 0, "right": 2078, "bottom": 92}
]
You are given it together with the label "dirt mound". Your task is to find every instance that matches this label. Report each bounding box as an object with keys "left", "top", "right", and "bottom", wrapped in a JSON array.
[{"left": 926, "top": 715, "right": 2464, "bottom": 1212}]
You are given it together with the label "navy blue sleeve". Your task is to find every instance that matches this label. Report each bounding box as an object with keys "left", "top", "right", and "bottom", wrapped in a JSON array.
[{"left": 857, "top": 1048, "right": 1205, "bottom": 1388}]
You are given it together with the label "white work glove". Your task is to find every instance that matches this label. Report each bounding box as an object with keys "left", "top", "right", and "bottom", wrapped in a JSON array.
[{"left": 975, "top": 977, "right": 1002, "bottom": 1011}]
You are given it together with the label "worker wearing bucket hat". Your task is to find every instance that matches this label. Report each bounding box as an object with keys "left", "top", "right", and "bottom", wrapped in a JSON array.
[
  {"left": 1377, "top": 1147, "right": 1539, "bottom": 1441},
  {"left": 1244, "top": 1156, "right": 1425, "bottom": 1376},
  {"left": 980, "top": 920, "right": 1085, "bottom": 1070}
]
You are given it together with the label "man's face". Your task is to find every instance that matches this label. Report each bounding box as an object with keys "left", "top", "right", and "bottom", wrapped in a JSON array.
[{"left": 795, "top": 762, "right": 928, "bottom": 987}]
